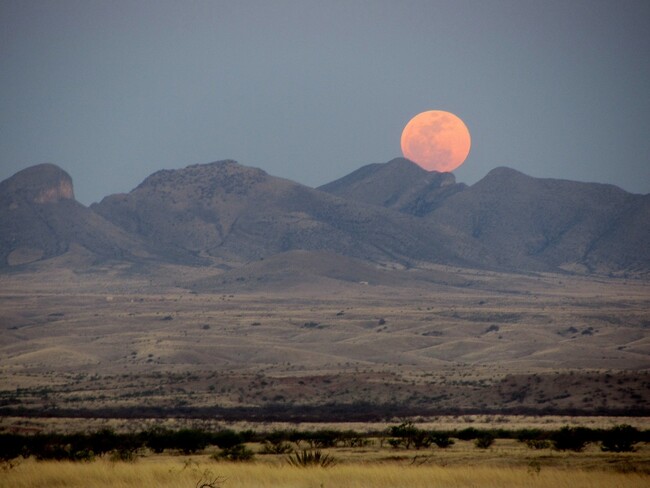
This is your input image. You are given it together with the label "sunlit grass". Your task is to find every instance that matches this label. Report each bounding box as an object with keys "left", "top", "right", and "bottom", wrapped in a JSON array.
[{"left": 2, "top": 458, "right": 648, "bottom": 488}]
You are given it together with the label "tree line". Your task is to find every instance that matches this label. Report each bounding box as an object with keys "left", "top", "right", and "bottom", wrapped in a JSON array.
[{"left": 0, "top": 423, "right": 646, "bottom": 462}]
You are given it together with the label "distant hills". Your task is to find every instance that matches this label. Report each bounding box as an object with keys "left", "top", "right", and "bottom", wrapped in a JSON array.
[{"left": 1, "top": 158, "right": 648, "bottom": 276}]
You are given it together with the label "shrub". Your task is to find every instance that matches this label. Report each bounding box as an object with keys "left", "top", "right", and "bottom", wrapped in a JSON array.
[
  {"left": 456, "top": 427, "right": 481, "bottom": 441},
  {"left": 516, "top": 429, "right": 544, "bottom": 443},
  {"left": 601, "top": 425, "right": 640, "bottom": 453},
  {"left": 474, "top": 433, "right": 495, "bottom": 449},
  {"left": 287, "top": 449, "right": 336, "bottom": 468},
  {"left": 211, "top": 430, "right": 243, "bottom": 450},
  {"left": 214, "top": 444, "right": 254, "bottom": 462},
  {"left": 340, "top": 432, "right": 370, "bottom": 448},
  {"left": 525, "top": 439, "right": 551, "bottom": 450},
  {"left": 260, "top": 439, "right": 293, "bottom": 454},
  {"left": 551, "top": 426, "right": 593, "bottom": 452},
  {"left": 142, "top": 428, "right": 172, "bottom": 454},
  {"left": 0, "top": 434, "right": 27, "bottom": 461},
  {"left": 86, "top": 429, "right": 122, "bottom": 455},
  {"left": 430, "top": 433, "right": 454, "bottom": 448},
  {"left": 173, "top": 429, "right": 210, "bottom": 455},
  {"left": 305, "top": 430, "right": 339, "bottom": 448},
  {"left": 388, "top": 422, "right": 431, "bottom": 449},
  {"left": 195, "top": 470, "right": 227, "bottom": 488},
  {"left": 109, "top": 447, "right": 137, "bottom": 463}
]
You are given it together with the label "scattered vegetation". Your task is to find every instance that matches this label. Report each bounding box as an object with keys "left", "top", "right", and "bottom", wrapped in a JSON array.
[{"left": 0, "top": 424, "right": 647, "bottom": 463}]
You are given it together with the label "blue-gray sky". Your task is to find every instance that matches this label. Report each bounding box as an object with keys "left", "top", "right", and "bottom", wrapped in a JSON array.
[{"left": 1, "top": 0, "right": 649, "bottom": 204}]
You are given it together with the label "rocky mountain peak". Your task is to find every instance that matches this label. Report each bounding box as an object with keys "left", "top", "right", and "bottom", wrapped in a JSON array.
[
  {"left": 1, "top": 163, "right": 74, "bottom": 205},
  {"left": 134, "top": 160, "right": 268, "bottom": 197}
]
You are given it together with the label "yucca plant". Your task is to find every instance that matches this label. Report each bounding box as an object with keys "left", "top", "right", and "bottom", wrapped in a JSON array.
[{"left": 287, "top": 449, "right": 336, "bottom": 468}]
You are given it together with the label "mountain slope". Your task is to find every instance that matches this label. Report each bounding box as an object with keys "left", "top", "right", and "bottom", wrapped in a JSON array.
[
  {"left": 4, "top": 160, "right": 648, "bottom": 275},
  {"left": 429, "top": 167, "right": 648, "bottom": 273},
  {"left": 92, "top": 160, "right": 466, "bottom": 267},
  {"left": 319, "top": 157, "right": 466, "bottom": 215},
  {"left": 0, "top": 164, "right": 152, "bottom": 267}
]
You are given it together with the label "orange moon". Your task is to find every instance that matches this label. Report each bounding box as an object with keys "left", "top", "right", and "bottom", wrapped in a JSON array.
[{"left": 400, "top": 110, "right": 471, "bottom": 172}]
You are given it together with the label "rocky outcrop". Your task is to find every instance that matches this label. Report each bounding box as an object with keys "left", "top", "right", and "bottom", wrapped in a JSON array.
[
  {"left": 0, "top": 163, "right": 74, "bottom": 207},
  {"left": 0, "top": 164, "right": 151, "bottom": 267}
]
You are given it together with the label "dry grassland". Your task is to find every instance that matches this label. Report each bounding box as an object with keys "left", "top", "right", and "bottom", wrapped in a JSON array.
[{"left": 2, "top": 448, "right": 649, "bottom": 488}]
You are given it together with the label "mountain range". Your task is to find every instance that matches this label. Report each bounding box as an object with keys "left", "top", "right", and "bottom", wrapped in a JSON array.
[{"left": 1, "top": 158, "right": 648, "bottom": 277}]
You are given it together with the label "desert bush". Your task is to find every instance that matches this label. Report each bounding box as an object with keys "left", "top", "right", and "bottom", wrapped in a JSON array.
[
  {"left": 525, "top": 439, "right": 551, "bottom": 449},
  {"left": 388, "top": 422, "right": 432, "bottom": 449},
  {"left": 86, "top": 429, "right": 123, "bottom": 455},
  {"left": 211, "top": 430, "right": 243, "bottom": 450},
  {"left": 516, "top": 428, "right": 544, "bottom": 442},
  {"left": 456, "top": 427, "right": 482, "bottom": 440},
  {"left": 287, "top": 449, "right": 336, "bottom": 468},
  {"left": 601, "top": 425, "right": 640, "bottom": 452},
  {"left": 214, "top": 443, "right": 254, "bottom": 462},
  {"left": 339, "top": 431, "right": 370, "bottom": 448},
  {"left": 172, "top": 429, "right": 210, "bottom": 455},
  {"left": 551, "top": 426, "right": 593, "bottom": 452},
  {"left": 0, "top": 434, "right": 27, "bottom": 461},
  {"left": 195, "top": 470, "right": 227, "bottom": 488},
  {"left": 109, "top": 447, "right": 137, "bottom": 462},
  {"left": 474, "top": 433, "right": 495, "bottom": 449},
  {"left": 260, "top": 432, "right": 294, "bottom": 454},
  {"left": 430, "top": 432, "right": 454, "bottom": 448},
  {"left": 141, "top": 427, "right": 173, "bottom": 453},
  {"left": 305, "top": 429, "right": 339, "bottom": 448}
]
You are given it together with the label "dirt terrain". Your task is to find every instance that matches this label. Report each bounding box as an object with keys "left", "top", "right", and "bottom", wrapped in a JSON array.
[{"left": 1, "top": 259, "right": 648, "bottom": 419}]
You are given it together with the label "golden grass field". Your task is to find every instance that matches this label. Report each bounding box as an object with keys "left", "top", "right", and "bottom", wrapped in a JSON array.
[
  {"left": 2, "top": 438, "right": 650, "bottom": 488},
  {"left": 3, "top": 461, "right": 648, "bottom": 488}
]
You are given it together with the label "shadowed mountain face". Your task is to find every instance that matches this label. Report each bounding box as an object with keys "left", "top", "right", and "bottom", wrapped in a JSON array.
[
  {"left": 321, "top": 161, "right": 649, "bottom": 275},
  {"left": 91, "top": 160, "right": 464, "bottom": 266},
  {"left": 319, "top": 157, "right": 466, "bottom": 216},
  {"left": 430, "top": 167, "right": 649, "bottom": 273},
  {"left": 0, "top": 164, "right": 151, "bottom": 267}
]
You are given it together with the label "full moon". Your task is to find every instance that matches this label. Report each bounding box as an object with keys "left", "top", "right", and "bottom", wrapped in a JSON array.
[{"left": 400, "top": 110, "right": 471, "bottom": 172}]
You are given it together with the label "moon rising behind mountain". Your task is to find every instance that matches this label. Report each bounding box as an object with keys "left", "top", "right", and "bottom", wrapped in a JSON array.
[{"left": 401, "top": 110, "right": 471, "bottom": 172}]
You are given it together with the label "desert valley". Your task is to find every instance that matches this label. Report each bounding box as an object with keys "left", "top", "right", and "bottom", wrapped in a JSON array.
[{"left": 1, "top": 159, "right": 649, "bottom": 487}]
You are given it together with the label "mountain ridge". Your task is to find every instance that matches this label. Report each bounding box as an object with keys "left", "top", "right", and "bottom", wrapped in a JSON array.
[{"left": 1, "top": 159, "right": 648, "bottom": 277}]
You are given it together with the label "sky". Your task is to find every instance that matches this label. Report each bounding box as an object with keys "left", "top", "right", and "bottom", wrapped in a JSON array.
[{"left": 1, "top": 0, "right": 649, "bottom": 205}]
